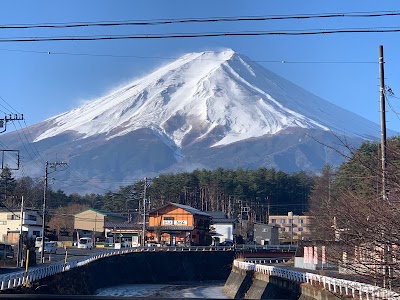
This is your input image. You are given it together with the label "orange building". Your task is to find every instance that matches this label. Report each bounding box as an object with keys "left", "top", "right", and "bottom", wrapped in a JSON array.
[{"left": 147, "top": 203, "right": 211, "bottom": 246}]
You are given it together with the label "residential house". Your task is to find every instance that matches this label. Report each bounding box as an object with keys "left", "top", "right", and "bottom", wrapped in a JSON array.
[
  {"left": 268, "top": 211, "right": 312, "bottom": 242},
  {"left": 0, "top": 208, "right": 42, "bottom": 245},
  {"left": 147, "top": 203, "right": 211, "bottom": 246},
  {"left": 74, "top": 209, "right": 127, "bottom": 240},
  {"left": 207, "top": 211, "right": 236, "bottom": 245},
  {"left": 253, "top": 222, "right": 279, "bottom": 245}
]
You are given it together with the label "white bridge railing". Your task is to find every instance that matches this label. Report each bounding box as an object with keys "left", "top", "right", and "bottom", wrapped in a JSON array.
[
  {"left": 0, "top": 245, "right": 234, "bottom": 291},
  {"left": 234, "top": 260, "right": 400, "bottom": 300}
]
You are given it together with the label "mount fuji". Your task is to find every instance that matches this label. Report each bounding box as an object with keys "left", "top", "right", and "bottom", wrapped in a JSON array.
[{"left": 1, "top": 49, "right": 384, "bottom": 193}]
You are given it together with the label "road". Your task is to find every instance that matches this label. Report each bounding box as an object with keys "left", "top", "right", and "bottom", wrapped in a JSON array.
[{"left": 0, "top": 247, "right": 112, "bottom": 275}]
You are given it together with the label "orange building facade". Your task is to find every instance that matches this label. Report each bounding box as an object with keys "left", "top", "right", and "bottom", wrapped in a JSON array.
[{"left": 147, "top": 203, "right": 211, "bottom": 246}]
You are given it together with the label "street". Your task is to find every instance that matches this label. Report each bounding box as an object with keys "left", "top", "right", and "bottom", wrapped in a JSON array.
[{"left": 0, "top": 246, "right": 111, "bottom": 274}]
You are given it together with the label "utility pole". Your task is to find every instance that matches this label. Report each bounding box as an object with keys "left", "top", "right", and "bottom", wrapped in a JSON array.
[
  {"left": 17, "top": 196, "right": 24, "bottom": 268},
  {"left": 0, "top": 114, "right": 24, "bottom": 134},
  {"left": 141, "top": 177, "right": 150, "bottom": 246},
  {"left": 379, "top": 45, "right": 387, "bottom": 202},
  {"left": 41, "top": 161, "right": 67, "bottom": 263},
  {"left": 379, "top": 45, "right": 392, "bottom": 289}
]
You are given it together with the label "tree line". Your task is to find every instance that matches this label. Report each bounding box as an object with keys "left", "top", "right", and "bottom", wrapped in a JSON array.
[{"left": 0, "top": 166, "right": 314, "bottom": 238}]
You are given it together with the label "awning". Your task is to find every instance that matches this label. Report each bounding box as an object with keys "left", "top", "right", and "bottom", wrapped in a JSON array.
[{"left": 147, "top": 226, "right": 194, "bottom": 231}]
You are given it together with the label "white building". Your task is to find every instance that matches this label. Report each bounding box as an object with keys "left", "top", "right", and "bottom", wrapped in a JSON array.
[
  {"left": 0, "top": 208, "right": 43, "bottom": 245},
  {"left": 208, "top": 212, "right": 237, "bottom": 244}
]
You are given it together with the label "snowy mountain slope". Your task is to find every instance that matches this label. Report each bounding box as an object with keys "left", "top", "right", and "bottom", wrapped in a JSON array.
[
  {"left": 1, "top": 49, "right": 388, "bottom": 193},
  {"left": 33, "top": 49, "right": 381, "bottom": 149}
]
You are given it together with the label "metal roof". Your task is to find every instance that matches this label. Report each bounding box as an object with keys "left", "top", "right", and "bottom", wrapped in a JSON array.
[
  {"left": 149, "top": 202, "right": 211, "bottom": 217},
  {"left": 147, "top": 225, "right": 194, "bottom": 231},
  {"left": 211, "top": 218, "right": 237, "bottom": 224},
  {"left": 74, "top": 208, "right": 125, "bottom": 219},
  {"left": 169, "top": 203, "right": 211, "bottom": 217},
  {"left": 104, "top": 223, "right": 142, "bottom": 230}
]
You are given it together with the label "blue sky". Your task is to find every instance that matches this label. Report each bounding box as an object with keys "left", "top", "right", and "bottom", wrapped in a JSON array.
[{"left": 1, "top": 1, "right": 400, "bottom": 135}]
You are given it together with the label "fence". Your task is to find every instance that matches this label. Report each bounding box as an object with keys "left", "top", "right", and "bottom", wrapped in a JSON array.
[{"left": 234, "top": 260, "right": 400, "bottom": 300}]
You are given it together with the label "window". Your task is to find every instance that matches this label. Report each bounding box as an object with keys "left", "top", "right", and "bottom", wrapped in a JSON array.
[
  {"left": 0, "top": 221, "right": 6, "bottom": 225},
  {"left": 33, "top": 231, "right": 40, "bottom": 237},
  {"left": 262, "top": 228, "right": 268, "bottom": 233},
  {"left": 271, "top": 219, "right": 276, "bottom": 223},
  {"left": 7, "top": 214, "right": 19, "bottom": 220},
  {"left": 298, "top": 227, "right": 303, "bottom": 232},
  {"left": 289, "top": 219, "right": 293, "bottom": 224},
  {"left": 280, "top": 219, "right": 286, "bottom": 224},
  {"left": 27, "top": 214, "right": 37, "bottom": 221},
  {"left": 280, "top": 228, "right": 285, "bottom": 232},
  {"left": 298, "top": 219, "right": 304, "bottom": 224}
]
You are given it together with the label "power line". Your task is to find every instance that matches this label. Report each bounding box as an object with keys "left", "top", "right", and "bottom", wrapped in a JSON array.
[
  {"left": 1, "top": 11, "right": 400, "bottom": 29},
  {"left": 0, "top": 48, "right": 377, "bottom": 64},
  {"left": 1, "top": 27, "right": 400, "bottom": 43}
]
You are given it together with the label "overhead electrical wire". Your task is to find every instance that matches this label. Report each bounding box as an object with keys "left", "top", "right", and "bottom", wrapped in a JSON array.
[
  {"left": 1, "top": 10, "right": 400, "bottom": 29},
  {"left": 0, "top": 48, "right": 377, "bottom": 64},
  {"left": 1, "top": 27, "right": 400, "bottom": 43}
]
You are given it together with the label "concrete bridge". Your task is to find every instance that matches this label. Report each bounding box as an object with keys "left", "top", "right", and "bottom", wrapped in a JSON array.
[{"left": 0, "top": 245, "right": 393, "bottom": 299}]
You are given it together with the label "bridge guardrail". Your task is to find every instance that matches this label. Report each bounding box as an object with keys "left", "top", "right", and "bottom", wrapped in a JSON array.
[
  {"left": 234, "top": 260, "right": 400, "bottom": 300},
  {"left": 0, "top": 245, "right": 234, "bottom": 291}
]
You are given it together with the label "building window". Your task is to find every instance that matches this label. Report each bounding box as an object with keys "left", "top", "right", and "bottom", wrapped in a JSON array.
[
  {"left": 271, "top": 219, "right": 276, "bottom": 223},
  {"left": 33, "top": 231, "right": 40, "bottom": 237},
  {"left": 262, "top": 228, "right": 268, "bottom": 233},
  {"left": 0, "top": 221, "right": 6, "bottom": 225},
  {"left": 298, "top": 227, "right": 303, "bottom": 232},
  {"left": 7, "top": 214, "right": 19, "bottom": 220},
  {"left": 289, "top": 219, "right": 293, "bottom": 224},
  {"left": 27, "top": 215, "right": 37, "bottom": 221},
  {"left": 298, "top": 219, "right": 304, "bottom": 224},
  {"left": 280, "top": 219, "right": 286, "bottom": 224},
  {"left": 280, "top": 228, "right": 285, "bottom": 232}
]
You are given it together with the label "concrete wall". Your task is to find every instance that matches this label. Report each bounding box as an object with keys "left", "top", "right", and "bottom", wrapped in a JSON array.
[
  {"left": 3, "top": 251, "right": 235, "bottom": 295},
  {"left": 223, "top": 264, "right": 341, "bottom": 300}
]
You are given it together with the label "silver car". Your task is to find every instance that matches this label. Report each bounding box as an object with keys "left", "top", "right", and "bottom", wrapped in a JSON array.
[{"left": 39, "top": 241, "right": 57, "bottom": 254}]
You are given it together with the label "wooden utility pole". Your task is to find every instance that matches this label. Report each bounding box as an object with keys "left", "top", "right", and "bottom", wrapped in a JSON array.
[{"left": 379, "top": 45, "right": 387, "bottom": 202}]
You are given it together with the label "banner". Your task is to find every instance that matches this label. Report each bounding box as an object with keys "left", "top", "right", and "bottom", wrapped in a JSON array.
[
  {"left": 313, "top": 246, "right": 318, "bottom": 265},
  {"left": 322, "top": 246, "right": 326, "bottom": 264},
  {"left": 303, "top": 246, "right": 308, "bottom": 264}
]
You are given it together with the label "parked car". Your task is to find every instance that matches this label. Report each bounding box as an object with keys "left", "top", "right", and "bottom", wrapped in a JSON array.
[
  {"left": 38, "top": 241, "right": 57, "bottom": 254},
  {"left": 0, "top": 243, "right": 14, "bottom": 259},
  {"left": 219, "top": 241, "right": 234, "bottom": 246},
  {"left": 146, "top": 242, "right": 161, "bottom": 247},
  {"left": 35, "top": 237, "right": 49, "bottom": 248}
]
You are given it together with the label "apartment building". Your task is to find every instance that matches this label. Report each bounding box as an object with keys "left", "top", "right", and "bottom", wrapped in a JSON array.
[{"left": 268, "top": 212, "right": 312, "bottom": 242}]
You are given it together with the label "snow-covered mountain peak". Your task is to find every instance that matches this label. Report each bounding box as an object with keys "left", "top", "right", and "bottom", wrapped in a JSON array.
[{"left": 34, "top": 49, "right": 381, "bottom": 148}]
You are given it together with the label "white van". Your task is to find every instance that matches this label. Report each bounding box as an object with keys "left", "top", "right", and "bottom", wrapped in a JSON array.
[
  {"left": 78, "top": 237, "right": 93, "bottom": 249},
  {"left": 35, "top": 237, "right": 49, "bottom": 248}
]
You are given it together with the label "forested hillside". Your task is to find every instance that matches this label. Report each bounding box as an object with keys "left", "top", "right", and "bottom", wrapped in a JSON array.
[{"left": 0, "top": 167, "right": 314, "bottom": 238}]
